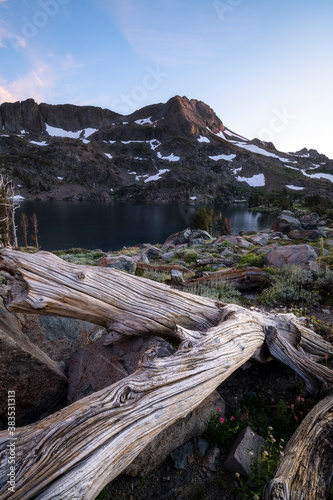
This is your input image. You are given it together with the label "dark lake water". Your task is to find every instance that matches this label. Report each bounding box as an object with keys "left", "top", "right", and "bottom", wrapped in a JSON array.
[{"left": 16, "top": 202, "right": 276, "bottom": 252}]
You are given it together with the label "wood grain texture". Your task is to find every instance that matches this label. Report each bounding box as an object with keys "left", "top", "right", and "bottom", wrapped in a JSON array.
[
  {"left": 0, "top": 249, "right": 332, "bottom": 499},
  {"left": 263, "top": 393, "right": 333, "bottom": 500},
  {"left": 0, "top": 312, "right": 265, "bottom": 500}
]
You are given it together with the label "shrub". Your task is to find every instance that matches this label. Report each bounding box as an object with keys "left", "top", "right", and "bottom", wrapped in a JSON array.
[
  {"left": 184, "top": 251, "right": 199, "bottom": 263},
  {"left": 238, "top": 253, "right": 265, "bottom": 268}
]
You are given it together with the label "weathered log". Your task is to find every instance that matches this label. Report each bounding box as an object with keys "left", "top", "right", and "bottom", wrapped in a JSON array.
[
  {"left": 136, "top": 262, "right": 190, "bottom": 273},
  {"left": 263, "top": 392, "right": 333, "bottom": 500},
  {"left": 0, "top": 308, "right": 265, "bottom": 499},
  {"left": 186, "top": 266, "right": 269, "bottom": 291},
  {"left": 0, "top": 249, "right": 332, "bottom": 500},
  {"left": 0, "top": 249, "right": 223, "bottom": 344}
]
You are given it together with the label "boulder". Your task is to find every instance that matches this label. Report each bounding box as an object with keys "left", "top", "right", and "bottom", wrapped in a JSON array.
[
  {"left": 264, "top": 244, "right": 317, "bottom": 268},
  {"left": 271, "top": 211, "right": 302, "bottom": 234},
  {"left": 144, "top": 246, "right": 163, "bottom": 258},
  {"left": 251, "top": 234, "right": 269, "bottom": 246},
  {"left": 289, "top": 229, "right": 326, "bottom": 240},
  {"left": 17, "top": 313, "right": 107, "bottom": 363},
  {"left": 170, "top": 441, "right": 193, "bottom": 470},
  {"left": 214, "top": 235, "right": 253, "bottom": 248},
  {"left": 299, "top": 212, "right": 320, "bottom": 230},
  {"left": 0, "top": 309, "right": 67, "bottom": 427},
  {"left": 161, "top": 251, "right": 175, "bottom": 260},
  {"left": 163, "top": 228, "right": 192, "bottom": 248},
  {"left": 67, "top": 336, "right": 176, "bottom": 404},
  {"left": 162, "top": 228, "right": 212, "bottom": 249},
  {"left": 256, "top": 243, "right": 279, "bottom": 254},
  {"left": 125, "top": 390, "right": 225, "bottom": 477},
  {"left": 224, "top": 426, "right": 265, "bottom": 477},
  {"left": 99, "top": 255, "right": 136, "bottom": 274}
]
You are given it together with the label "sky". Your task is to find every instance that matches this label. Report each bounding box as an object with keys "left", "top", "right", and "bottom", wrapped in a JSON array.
[{"left": 0, "top": 0, "right": 333, "bottom": 158}]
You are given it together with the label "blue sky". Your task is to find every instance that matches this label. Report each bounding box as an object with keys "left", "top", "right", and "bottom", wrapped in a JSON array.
[{"left": 1, "top": 0, "right": 333, "bottom": 158}]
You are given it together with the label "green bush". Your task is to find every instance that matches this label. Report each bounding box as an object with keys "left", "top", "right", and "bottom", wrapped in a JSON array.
[
  {"left": 184, "top": 251, "right": 199, "bottom": 263},
  {"left": 238, "top": 253, "right": 265, "bottom": 268},
  {"left": 257, "top": 264, "right": 333, "bottom": 308}
]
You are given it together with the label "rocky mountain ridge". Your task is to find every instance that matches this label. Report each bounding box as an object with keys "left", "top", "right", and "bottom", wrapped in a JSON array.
[{"left": 0, "top": 96, "right": 332, "bottom": 203}]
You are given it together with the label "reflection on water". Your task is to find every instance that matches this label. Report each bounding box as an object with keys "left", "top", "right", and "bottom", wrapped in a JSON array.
[{"left": 16, "top": 202, "right": 276, "bottom": 252}]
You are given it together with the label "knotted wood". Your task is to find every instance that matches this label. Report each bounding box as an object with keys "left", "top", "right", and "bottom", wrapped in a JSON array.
[{"left": 0, "top": 248, "right": 332, "bottom": 499}]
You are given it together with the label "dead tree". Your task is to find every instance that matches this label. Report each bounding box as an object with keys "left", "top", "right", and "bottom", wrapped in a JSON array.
[{"left": 0, "top": 249, "right": 332, "bottom": 500}]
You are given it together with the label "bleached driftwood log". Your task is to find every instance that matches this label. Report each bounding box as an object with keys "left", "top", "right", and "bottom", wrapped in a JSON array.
[
  {"left": 0, "top": 249, "right": 332, "bottom": 499},
  {"left": 263, "top": 392, "right": 333, "bottom": 500}
]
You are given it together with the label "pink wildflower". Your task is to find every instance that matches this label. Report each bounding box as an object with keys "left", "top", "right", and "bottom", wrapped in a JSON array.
[
  {"left": 290, "top": 404, "right": 294, "bottom": 409},
  {"left": 230, "top": 416, "right": 235, "bottom": 421},
  {"left": 294, "top": 416, "right": 298, "bottom": 421},
  {"left": 218, "top": 407, "right": 222, "bottom": 412},
  {"left": 219, "top": 417, "right": 225, "bottom": 423}
]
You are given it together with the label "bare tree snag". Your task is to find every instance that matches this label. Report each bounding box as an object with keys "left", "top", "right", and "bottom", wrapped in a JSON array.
[
  {"left": 0, "top": 249, "right": 332, "bottom": 500},
  {"left": 264, "top": 392, "right": 333, "bottom": 500}
]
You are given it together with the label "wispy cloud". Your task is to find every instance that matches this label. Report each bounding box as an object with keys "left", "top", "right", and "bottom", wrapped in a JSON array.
[
  {"left": 0, "top": 52, "right": 88, "bottom": 103},
  {"left": 122, "top": 27, "right": 218, "bottom": 66},
  {"left": 98, "top": 0, "right": 220, "bottom": 66}
]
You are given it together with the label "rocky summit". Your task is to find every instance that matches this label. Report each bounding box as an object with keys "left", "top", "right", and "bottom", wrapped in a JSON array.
[{"left": 0, "top": 96, "right": 332, "bottom": 203}]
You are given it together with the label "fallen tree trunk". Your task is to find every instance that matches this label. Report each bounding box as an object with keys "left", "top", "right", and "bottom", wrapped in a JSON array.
[
  {"left": 0, "top": 249, "right": 332, "bottom": 499},
  {"left": 182, "top": 266, "right": 269, "bottom": 291},
  {"left": 264, "top": 392, "right": 333, "bottom": 500}
]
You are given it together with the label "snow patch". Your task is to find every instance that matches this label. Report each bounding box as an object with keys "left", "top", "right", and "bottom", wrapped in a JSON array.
[
  {"left": 302, "top": 171, "right": 333, "bottom": 183},
  {"left": 189, "top": 196, "right": 197, "bottom": 200},
  {"left": 157, "top": 152, "right": 180, "bottom": 162},
  {"left": 197, "top": 135, "right": 210, "bottom": 143},
  {"left": 285, "top": 185, "right": 304, "bottom": 190},
  {"left": 223, "top": 129, "right": 248, "bottom": 141},
  {"left": 46, "top": 124, "right": 98, "bottom": 139},
  {"left": 121, "top": 140, "right": 144, "bottom": 144},
  {"left": 135, "top": 117, "right": 153, "bottom": 125},
  {"left": 57, "top": 177, "right": 63, "bottom": 180},
  {"left": 236, "top": 173, "right": 265, "bottom": 187},
  {"left": 105, "top": 153, "right": 113, "bottom": 159},
  {"left": 147, "top": 139, "right": 161, "bottom": 151},
  {"left": 144, "top": 169, "right": 170, "bottom": 183},
  {"left": 208, "top": 153, "right": 236, "bottom": 162},
  {"left": 30, "top": 140, "right": 48, "bottom": 146}
]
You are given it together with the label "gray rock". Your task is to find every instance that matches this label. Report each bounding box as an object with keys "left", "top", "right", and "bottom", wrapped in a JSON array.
[
  {"left": 251, "top": 234, "right": 269, "bottom": 246},
  {"left": 224, "top": 426, "right": 265, "bottom": 477},
  {"left": 299, "top": 212, "right": 319, "bottom": 230},
  {"left": 203, "top": 446, "right": 221, "bottom": 472},
  {"left": 125, "top": 390, "right": 225, "bottom": 477},
  {"left": 163, "top": 228, "right": 212, "bottom": 249},
  {"left": 289, "top": 229, "right": 326, "bottom": 240},
  {"left": 264, "top": 244, "right": 317, "bottom": 268},
  {"left": 197, "top": 438, "right": 210, "bottom": 457},
  {"left": 256, "top": 243, "right": 279, "bottom": 254},
  {"left": 170, "top": 441, "right": 193, "bottom": 470},
  {"left": 188, "top": 237, "right": 206, "bottom": 246},
  {"left": 145, "top": 246, "right": 163, "bottom": 258},
  {"left": 139, "top": 253, "right": 150, "bottom": 264},
  {"left": 99, "top": 255, "right": 136, "bottom": 274},
  {"left": 18, "top": 313, "right": 107, "bottom": 363},
  {"left": 162, "top": 251, "right": 175, "bottom": 260},
  {"left": 0, "top": 309, "right": 67, "bottom": 427},
  {"left": 271, "top": 212, "right": 302, "bottom": 234},
  {"left": 220, "top": 248, "right": 233, "bottom": 257},
  {"left": 67, "top": 335, "right": 175, "bottom": 403}
]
